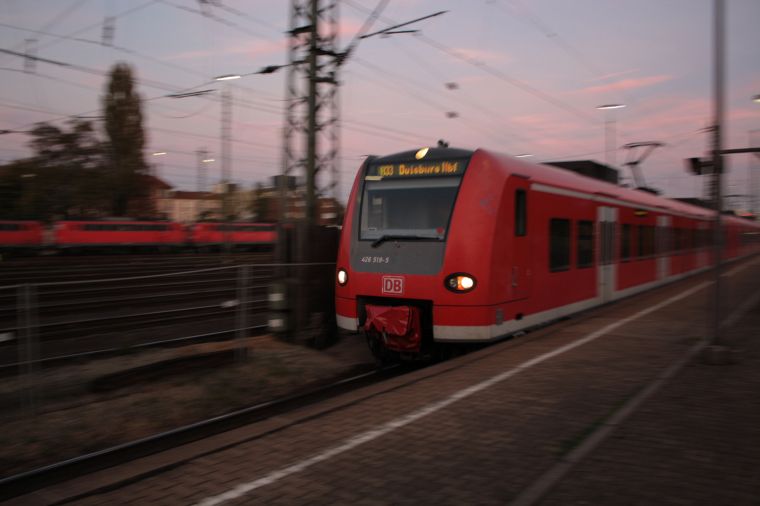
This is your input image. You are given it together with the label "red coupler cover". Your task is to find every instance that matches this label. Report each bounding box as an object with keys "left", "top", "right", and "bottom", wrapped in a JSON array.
[{"left": 364, "top": 304, "right": 422, "bottom": 353}]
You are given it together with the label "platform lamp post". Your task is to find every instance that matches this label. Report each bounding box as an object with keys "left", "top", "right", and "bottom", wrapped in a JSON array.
[
  {"left": 596, "top": 104, "right": 626, "bottom": 167},
  {"left": 212, "top": 68, "right": 286, "bottom": 240},
  {"left": 150, "top": 151, "right": 166, "bottom": 181},
  {"left": 213, "top": 74, "right": 239, "bottom": 225}
]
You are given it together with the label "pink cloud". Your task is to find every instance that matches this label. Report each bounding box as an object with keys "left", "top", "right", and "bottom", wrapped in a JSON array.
[
  {"left": 590, "top": 69, "right": 640, "bottom": 82},
  {"left": 337, "top": 17, "right": 370, "bottom": 39},
  {"left": 577, "top": 75, "right": 673, "bottom": 95},
  {"left": 447, "top": 47, "right": 510, "bottom": 64},
  {"left": 171, "top": 39, "right": 286, "bottom": 61},
  {"left": 624, "top": 97, "right": 710, "bottom": 136}
]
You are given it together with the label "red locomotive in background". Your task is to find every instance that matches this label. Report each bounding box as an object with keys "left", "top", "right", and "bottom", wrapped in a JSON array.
[
  {"left": 0, "top": 219, "right": 276, "bottom": 254},
  {"left": 54, "top": 220, "right": 186, "bottom": 250},
  {"left": 335, "top": 146, "right": 760, "bottom": 361},
  {"left": 190, "top": 222, "right": 276, "bottom": 251},
  {"left": 0, "top": 220, "right": 44, "bottom": 252}
]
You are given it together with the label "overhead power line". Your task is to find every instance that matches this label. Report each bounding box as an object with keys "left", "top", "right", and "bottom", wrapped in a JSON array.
[
  {"left": 155, "top": 0, "right": 271, "bottom": 40},
  {"left": 342, "top": 0, "right": 597, "bottom": 125},
  {"left": 10, "top": 0, "right": 162, "bottom": 57}
]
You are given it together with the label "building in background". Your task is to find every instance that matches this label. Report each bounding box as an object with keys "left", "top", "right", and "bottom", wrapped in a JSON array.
[
  {"left": 155, "top": 175, "right": 343, "bottom": 225},
  {"left": 249, "top": 175, "right": 343, "bottom": 225},
  {"left": 159, "top": 191, "right": 222, "bottom": 223}
]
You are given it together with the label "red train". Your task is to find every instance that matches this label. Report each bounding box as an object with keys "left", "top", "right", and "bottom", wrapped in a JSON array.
[
  {"left": 190, "top": 222, "right": 276, "bottom": 250},
  {"left": 335, "top": 147, "right": 760, "bottom": 360},
  {"left": 0, "top": 220, "right": 276, "bottom": 253},
  {"left": 54, "top": 220, "right": 186, "bottom": 250},
  {"left": 0, "top": 220, "right": 44, "bottom": 253}
]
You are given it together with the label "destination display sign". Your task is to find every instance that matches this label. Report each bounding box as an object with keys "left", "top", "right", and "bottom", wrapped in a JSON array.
[{"left": 366, "top": 159, "right": 467, "bottom": 179}]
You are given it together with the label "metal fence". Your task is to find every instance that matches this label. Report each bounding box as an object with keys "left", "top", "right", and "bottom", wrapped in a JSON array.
[
  {"left": 1, "top": 261, "right": 337, "bottom": 398},
  {"left": 0, "top": 260, "right": 343, "bottom": 477}
]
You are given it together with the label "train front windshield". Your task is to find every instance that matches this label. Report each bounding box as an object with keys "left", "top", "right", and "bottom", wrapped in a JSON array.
[{"left": 359, "top": 177, "right": 461, "bottom": 241}]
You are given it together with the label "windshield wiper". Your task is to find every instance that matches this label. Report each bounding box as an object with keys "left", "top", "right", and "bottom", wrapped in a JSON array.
[{"left": 371, "top": 234, "right": 438, "bottom": 248}]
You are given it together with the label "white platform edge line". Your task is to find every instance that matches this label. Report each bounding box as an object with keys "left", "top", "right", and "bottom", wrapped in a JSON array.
[{"left": 195, "top": 280, "right": 712, "bottom": 506}]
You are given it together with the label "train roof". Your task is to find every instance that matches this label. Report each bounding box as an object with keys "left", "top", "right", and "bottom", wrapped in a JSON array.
[
  {"left": 363, "top": 146, "right": 759, "bottom": 226},
  {"left": 475, "top": 148, "right": 719, "bottom": 221},
  {"left": 57, "top": 219, "right": 179, "bottom": 224},
  {"left": 371, "top": 147, "right": 474, "bottom": 164}
]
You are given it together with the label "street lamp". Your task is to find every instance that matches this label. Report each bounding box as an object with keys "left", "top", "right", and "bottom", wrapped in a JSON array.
[
  {"left": 515, "top": 153, "right": 534, "bottom": 158},
  {"left": 196, "top": 150, "right": 214, "bottom": 193},
  {"left": 596, "top": 104, "right": 626, "bottom": 167},
  {"left": 150, "top": 151, "right": 168, "bottom": 179}
]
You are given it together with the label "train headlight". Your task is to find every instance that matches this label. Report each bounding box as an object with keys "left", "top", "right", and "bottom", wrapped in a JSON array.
[
  {"left": 445, "top": 273, "right": 476, "bottom": 293},
  {"left": 337, "top": 268, "right": 348, "bottom": 286}
]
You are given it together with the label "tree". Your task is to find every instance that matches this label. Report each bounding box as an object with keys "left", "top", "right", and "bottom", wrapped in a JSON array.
[
  {"left": 103, "top": 62, "right": 149, "bottom": 216},
  {"left": 0, "top": 119, "right": 110, "bottom": 220},
  {"left": 250, "top": 182, "right": 269, "bottom": 221}
]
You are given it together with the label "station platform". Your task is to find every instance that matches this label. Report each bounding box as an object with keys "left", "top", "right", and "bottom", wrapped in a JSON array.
[{"left": 13, "top": 256, "right": 760, "bottom": 505}]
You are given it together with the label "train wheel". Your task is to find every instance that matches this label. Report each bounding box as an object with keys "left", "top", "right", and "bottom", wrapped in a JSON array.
[{"left": 365, "top": 330, "right": 399, "bottom": 366}]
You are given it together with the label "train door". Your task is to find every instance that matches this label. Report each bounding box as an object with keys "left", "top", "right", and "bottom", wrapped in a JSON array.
[
  {"left": 657, "top": 215, "right": 671, "bottom": 280},
  {"left": 597, "top": 206, "right": 617, "bottom": 302},
  {"left": 510, "top": 179, "right": 532, "bottom": 301}
]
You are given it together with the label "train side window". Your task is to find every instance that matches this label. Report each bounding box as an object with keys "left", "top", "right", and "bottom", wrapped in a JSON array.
[
  {"left": 549, "top": 218, "right": 571, "bottom": 272},
  {"left": 621, "top": 224, "right": 632, "bottom": 261},
  {"left": 514, "top": 189, "right": 526, "bottom": 237},
  {"left": 638, "top": 225, "right": 655, "bottom": 258},
  {"left": 577, "top": 220, "right": 594, "bottom": 268}
]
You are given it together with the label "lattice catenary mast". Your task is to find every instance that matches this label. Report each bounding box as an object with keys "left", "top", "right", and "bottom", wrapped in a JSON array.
[{"left": 281, "top": 0, "right": 340, "bottom": 224}]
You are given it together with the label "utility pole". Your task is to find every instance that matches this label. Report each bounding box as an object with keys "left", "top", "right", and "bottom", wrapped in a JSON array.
[
  {"left": 269, "top": 0, "right": 445, "bottom": 342},
  {"left": 709, "top": 0, "right": 725, "bottom": 350},
  {"left": 221, "top": 86, "right": 233, "bottom": 218}
]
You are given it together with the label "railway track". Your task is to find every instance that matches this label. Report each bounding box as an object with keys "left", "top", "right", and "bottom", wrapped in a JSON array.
[
  {"left": 0, "top": 363, "right": 400, "bottom": 501},
  {"left": 0, "top": 297, "right": 271, "bottom": 367},
  {"left": 0, "top": 259, "right": 298, "bottom": 369},
  {"left": 0, "top": 274, "right": 272, "bottom": 319},
  {"left": 0, "top": 252, "right": 274, "bottom": 285},
  {"left": 0, "top": 320, "right": 271, "bottom": 374}
]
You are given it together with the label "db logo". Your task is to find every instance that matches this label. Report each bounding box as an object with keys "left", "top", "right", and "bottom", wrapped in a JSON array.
[{"left": 382, "top": 276, "right": 404, "bottom": 295}]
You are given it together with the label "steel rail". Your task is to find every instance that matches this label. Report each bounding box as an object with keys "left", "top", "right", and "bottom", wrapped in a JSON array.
[
  {"left": 0, "top": 363, "right": 393, "bottom": 502},
  {"left": 0, "top": 299, "right": 268, "bottom": 335},
  {"left": 0, "top": 322, "right": 270, "bottom": 373},
  {"left": 0, "top": 261, "right": 334, "bottom": 290}
]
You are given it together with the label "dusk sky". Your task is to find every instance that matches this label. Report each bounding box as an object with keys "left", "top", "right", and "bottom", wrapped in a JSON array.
[{"left": 1, "top": 0, "right": 759, "bottom": 207}]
